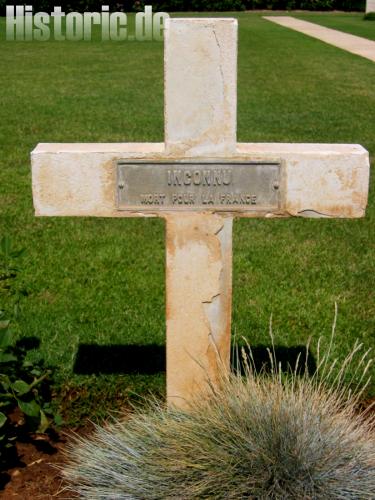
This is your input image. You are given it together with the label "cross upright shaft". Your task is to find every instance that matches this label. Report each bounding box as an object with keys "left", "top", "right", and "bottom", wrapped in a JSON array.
[
  {"left": 164, "top": 19, "right": 237, "bottom": 407},
  {"left": 31, "top": 18, "right": 370, "bottom": 409}
]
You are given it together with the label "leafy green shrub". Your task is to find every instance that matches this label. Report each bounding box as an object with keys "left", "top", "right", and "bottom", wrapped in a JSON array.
[
  {"left": 0, "top": 236, "right": 61, "bottom": 464},
  {"left": 62, "top": 328, "right": 375, "bottom": 499},
  {"left": 191, "top": 0, "right": 245, "bottom": 10},
  {"left": 337, "top": 0, "right": 366, "bottom": 10},
  {"left": 364, "top": 12, "right": 375, "bottom": 19},
  {"left": 300, "top": 0, "right": 334, "bottom": 10},
  {"left": 0, "top": 316, "right": 60, "bottom": 464}
]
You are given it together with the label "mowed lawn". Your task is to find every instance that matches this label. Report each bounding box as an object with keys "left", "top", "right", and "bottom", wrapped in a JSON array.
[
  {"left": 0, "top": 13, "right": 374, "bottom": 421},
  {"left": 295, "top": 12, "right": 375, "bottom": 40}
]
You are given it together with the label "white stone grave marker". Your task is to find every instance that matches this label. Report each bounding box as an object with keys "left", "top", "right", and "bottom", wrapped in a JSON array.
[
  {"left": 31, "top": 18, "right": 370, "bottom": 408},
  {"left": 366, "top": 0, "right": 375, "bottom": 13}
]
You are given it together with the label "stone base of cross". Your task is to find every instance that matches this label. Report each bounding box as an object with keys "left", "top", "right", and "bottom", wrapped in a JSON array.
[{"left": 31, "top": 18, "right": 369, "bottom": 409}]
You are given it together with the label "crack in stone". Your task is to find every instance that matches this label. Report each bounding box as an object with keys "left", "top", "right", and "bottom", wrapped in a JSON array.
[
  {"left": 212, "top": 29, "right": 225, "bottom": 97},
  {"left": 202, "top": 293, "right": 221, "bottom": 305},
  {"left": 297, "top": 209, "right": 333, "bottom": 218},
  {"left": 214, "top": 222, "right": 225, "bottom": 235},
  {"left": 204, "top": 294, "right": 222, "bottom": 354}
]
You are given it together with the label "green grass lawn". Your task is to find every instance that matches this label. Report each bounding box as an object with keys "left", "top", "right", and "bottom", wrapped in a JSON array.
[
  {"left": 295, "top": 12, "right": 375, "bottom": 40},
  {"left": 0, "top": 12, "right": 374, "bottom": 422}
]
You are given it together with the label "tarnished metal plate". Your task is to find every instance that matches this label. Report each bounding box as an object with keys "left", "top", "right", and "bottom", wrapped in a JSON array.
[{"left": 117, "top": 161, "right": 281, "bottom": 212}]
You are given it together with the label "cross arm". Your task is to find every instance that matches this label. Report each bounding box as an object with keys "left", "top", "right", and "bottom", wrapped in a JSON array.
[
  {"left": 31, "top": 142, "right": 369, "bottom": 219},
  {"left": 31, "top": 142, "right": 164, "bottom": 217},
  {"left": 237, "top": 143, "right": 369, "bottom": 218}
]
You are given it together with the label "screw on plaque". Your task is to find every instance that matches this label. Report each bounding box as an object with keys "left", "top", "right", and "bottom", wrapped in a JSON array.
[
  {"left": 273, "top": 182, "right": 280, "bottom": 190},
  {"left": 118, "top": 182, "right": 125, "bottom": 189}
]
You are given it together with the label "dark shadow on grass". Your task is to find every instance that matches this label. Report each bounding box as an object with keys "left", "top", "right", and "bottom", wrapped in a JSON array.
[
  {"left": 74, "top": 344, "right": 166, "bottom": 375},
  {"left": 15, "top": 336, "right": 40, "bottom": 350},
  {"left": 74, "top": 343, "right": 316, "bottom": 376},
  {"left": 232, "top": 344, "right": 317, "bottom": 377}
]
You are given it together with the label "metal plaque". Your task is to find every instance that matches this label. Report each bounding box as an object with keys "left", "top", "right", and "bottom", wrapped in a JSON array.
[{"left": 117, "top": 161, "right": 281, "bottom": 212}]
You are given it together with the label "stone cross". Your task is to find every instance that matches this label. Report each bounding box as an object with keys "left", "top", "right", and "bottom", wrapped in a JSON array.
[{"left": 31, "top": 18, "right": 369, "bottom": 409}]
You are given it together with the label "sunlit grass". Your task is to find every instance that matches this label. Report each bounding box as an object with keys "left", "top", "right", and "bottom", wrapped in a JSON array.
[{"left": 295, "top": 12, "right": 375, "bottom": 40}]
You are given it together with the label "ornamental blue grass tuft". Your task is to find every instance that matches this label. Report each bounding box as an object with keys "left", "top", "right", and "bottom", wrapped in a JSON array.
[{"left": 62, "top": 313, "right": 375, "bottom": 499}]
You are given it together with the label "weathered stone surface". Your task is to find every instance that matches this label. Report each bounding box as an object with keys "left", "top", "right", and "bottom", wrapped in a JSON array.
[
  {"left": 236, "top": 143, "right": 369, "bottom": 218},
  {"left": 31, "top": 143, "right": 164, "bottom": 217},
  {"left": 164, "top": 18, "right": 237, "bottom": 157},
  {"left": 366, "top": 0, "right": 375, "bottom": 12},
  {"left": 166, "top": 214, "right": 232, "bottom": 407},
  {"left": 31, "top": 143, "right": 369, "bottom": 219}
]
